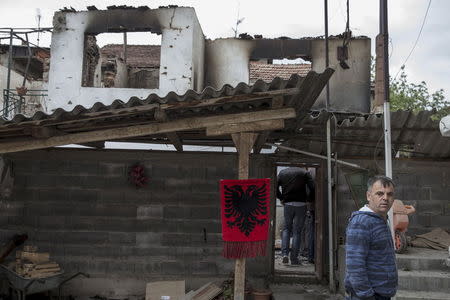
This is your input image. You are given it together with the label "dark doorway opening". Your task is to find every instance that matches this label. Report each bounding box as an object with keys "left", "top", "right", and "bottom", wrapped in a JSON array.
[{"left": 272, "top": 162, "right": 324, "bottom": 282}]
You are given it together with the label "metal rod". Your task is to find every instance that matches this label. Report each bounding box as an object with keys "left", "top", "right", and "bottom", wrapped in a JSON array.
[
  {"left": 4, "top": 29, "right": 13, "bottom": 118},
  {"left": 265, "top": 143, "right": 366, "bottom": 170},
  {"left": 380, "top": 0, "right": 394, "bottom": 240},
  {"left": 22, "top": 33, "right": 31, "bottom": 87}
]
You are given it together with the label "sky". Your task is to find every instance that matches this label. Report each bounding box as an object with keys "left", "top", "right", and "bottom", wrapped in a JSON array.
[{"left": 1, "top": 0, "right": 449, "bottom": 101}]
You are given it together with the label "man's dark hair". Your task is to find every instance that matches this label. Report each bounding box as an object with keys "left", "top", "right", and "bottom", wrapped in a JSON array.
[{"left": 367, "top": 175, "right": 395, "bottom": 192}]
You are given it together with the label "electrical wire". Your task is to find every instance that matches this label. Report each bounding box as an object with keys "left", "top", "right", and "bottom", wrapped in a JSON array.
[{"left": 393, "top": 0, "right": 432, "bottom": 80}]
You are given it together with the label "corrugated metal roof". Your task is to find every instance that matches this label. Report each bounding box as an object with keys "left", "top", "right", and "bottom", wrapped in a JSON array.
[
  {"left": 0, "top": 69, "right": 333, "bottom": 153},
  {"left": 288, "top": 110, "right": 450, "bottom": 158}
]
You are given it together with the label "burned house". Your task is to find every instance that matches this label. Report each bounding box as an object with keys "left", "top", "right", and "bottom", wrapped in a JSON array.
[{"left": 0, "top": 5, "right": 449, "bottom": 300}]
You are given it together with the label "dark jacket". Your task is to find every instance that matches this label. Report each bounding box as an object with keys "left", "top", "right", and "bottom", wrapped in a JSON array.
[
  {"left": 276, "top": 167, "right": 315, "bottom": 203},
  {"left": 345, "top": 211, "right": 398, "bottom": 298}
]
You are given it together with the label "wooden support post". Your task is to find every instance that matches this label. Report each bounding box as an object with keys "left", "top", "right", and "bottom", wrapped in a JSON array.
[{"left": 231, "top": 132, "right": 258, "bottom": 300}]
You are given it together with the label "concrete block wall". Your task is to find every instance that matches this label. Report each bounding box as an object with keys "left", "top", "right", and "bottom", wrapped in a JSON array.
[
  {"left": 2, "top": 149, "right": 274, "bottom": 298},
  {"left": 336, "top": 159, "right": 450, "bottom": 240}
]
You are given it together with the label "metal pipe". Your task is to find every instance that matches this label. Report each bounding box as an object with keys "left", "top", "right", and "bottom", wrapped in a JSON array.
[
  {"left": 380, "top": 0, "right": 394, "bottom": 240},
  {"left": 324, "top": 0, "right": 335, "bottom": 292},
  {"left": 266, "top": 143, "right": 366, "bottom": 170}
]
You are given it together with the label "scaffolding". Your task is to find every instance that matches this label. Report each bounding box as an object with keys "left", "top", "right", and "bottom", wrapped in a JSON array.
[{"left": 0, "top": 27, "right": 52, "bottom": 118}]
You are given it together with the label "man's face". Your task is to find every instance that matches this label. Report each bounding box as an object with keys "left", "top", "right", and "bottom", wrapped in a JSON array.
[{"left": 366, "top": 180, "right": 395, "bottom": 217}]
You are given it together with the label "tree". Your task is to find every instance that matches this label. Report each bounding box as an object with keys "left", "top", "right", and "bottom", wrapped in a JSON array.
[
  {"left": 390, "top": 66, "right": 449, "bottom": 119},
  {"left": 371, "top": 58, "right": 450, "bottom": 120}
]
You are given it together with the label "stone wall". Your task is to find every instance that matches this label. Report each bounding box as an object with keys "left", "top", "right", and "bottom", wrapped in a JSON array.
[{"left": 1, "top": 148, "right": 274, "bottom": 298}]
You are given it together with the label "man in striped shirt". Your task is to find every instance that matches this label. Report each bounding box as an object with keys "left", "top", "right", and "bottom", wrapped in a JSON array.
[{"left": 344, "top": 176, "right": 398, "bottom": 300}]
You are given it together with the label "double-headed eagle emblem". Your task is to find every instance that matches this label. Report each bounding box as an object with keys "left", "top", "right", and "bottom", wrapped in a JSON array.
[{"left": 223, "top": 184, "right": 268, "bottom": 236}]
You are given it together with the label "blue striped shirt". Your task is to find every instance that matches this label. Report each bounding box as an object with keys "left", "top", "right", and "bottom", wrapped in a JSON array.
[{"left": 344, "top": 211, "right": 398, "bottom": 298}]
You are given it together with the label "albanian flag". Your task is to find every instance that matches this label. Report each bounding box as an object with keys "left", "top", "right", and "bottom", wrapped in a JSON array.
[{"left": 220, "top": 178, "right": 270, "bottom": 259}]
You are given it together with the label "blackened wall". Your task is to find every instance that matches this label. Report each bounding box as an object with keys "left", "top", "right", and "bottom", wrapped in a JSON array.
[{"left": 1, "top": 148, "right": 275, "bottom": 298}]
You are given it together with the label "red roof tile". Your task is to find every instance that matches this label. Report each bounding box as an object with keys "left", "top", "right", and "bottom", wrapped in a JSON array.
[
  {"left": 101, "top": 44, "right": 160, "bottom": 68},
  {"left": 249, "top": 62, "right": 311, "bottom": 82}
]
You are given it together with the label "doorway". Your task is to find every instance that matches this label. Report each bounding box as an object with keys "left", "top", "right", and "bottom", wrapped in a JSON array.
[{"left": 272, "top": 162, "right": 324, "bottom": 280}]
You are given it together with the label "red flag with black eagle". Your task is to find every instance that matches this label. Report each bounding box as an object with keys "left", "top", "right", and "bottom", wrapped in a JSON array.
[{"left": 220, "top": 178, "right": 270, "bottom": 259}]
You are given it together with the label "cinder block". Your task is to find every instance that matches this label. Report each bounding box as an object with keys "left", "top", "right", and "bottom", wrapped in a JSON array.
[
  {"left": 430, "top": 187, "right": 450, "bottom": 201},
  {"left": 137, "top": 205, "right": 163, "bottom": 220},
  {"left": 161, "top": 261, "right": 185, "bottom": 275},
  {"left": 98, "top": 190, "right": 125, "bottom": 203},
  {"left": 189, "top": 206, "right": 220, "bottom": 219},
  {"left": 136, "top": 232, "right": 161, "bottom": 247},
  {"left": 38, "top": 216, "right": 67, "bottom": 228},
  {"left": 402, "top": 187, "right": 431, "bottom": 201},
  {"left": 161, "top": 233, "right": 191, "bottom": 246},
  {"left": 69, "top": 189, "right": 99, "bottom": 202},
  {"left": 190, "top": 261, "right": 218, "bottom": 275},
  {"left": 65, "top": 231, "right": 109, "bottom": 245},
  {"left": 163, "top": 206, "right": 189, "bottom": 219},
  {"left": 109, "top": 232, "right": 136, "bottom": 244},
  {"left": 99, "top": 162, "right": 126, "bottom": 177},
  {"left": 65, "top": 161, "right": 100, "bottom": 175}
]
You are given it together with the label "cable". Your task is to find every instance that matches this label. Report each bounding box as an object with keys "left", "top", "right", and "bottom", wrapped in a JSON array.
[{"left": 393, "top": 0, "right": 432, "bottom": 80}]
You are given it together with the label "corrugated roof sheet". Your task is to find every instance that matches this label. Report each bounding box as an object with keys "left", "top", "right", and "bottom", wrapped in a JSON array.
[
  {"left": 289, "top": 110, "right": 450, "bottom": 158},
  {"left": 0, "top": 69, "right": 333, "bottom": 154}
]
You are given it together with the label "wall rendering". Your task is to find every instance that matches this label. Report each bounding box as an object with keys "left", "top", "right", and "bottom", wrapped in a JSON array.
[{"left": 47, "top": 7, "right": 205, "bottom": 112}]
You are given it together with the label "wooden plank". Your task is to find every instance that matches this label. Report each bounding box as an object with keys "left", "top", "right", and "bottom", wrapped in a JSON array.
[
  {"left": 254, "top": 96, "right": 285, "bottom": 153},
  {"left": 0, "top": 108, "right": 295, "bottom": 154},
  {"left": 206, "top": 120, "right": 284, "bottom": 136},
  {"left": 231, "top": 132, "right": 258, "bottom": 300},
  {"left": 146, "top": 280, "right": 185, "bottom": 300}
]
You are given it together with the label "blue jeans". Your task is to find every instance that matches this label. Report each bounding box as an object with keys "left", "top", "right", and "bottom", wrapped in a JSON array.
[
  {"left": 308, "top": 210, "right": 315, "bottom": 262},
  {"left": 281, "top": 204, "right": 307, "bottom": 260}
]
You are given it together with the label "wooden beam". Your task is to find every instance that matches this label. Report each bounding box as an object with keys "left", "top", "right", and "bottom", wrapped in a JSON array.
[
  {"left": 254, "top": 95, "right": 285, "bottom": 153},
  {"left": 206, "top": 119, "right": 284, "bottom": 136},
  {"left": 231, "top": 132, "right": 258, "bottom": 300},
  {"left": 23, "top": 126, "right": 64, "bottom": 138},
  {"left": 0, "top": 108, "right": 296, "bottom": 154},
  {"left": 154, "top": 109, "right": 183, "bottom": 152}
]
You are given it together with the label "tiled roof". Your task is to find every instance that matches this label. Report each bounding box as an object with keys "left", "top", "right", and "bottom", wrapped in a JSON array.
[
  {"left": 101, "top": 44, "right": 161, "bottom": 68},
  {"left": 249, "top": 62, "right": 311, "bottom": 82}
]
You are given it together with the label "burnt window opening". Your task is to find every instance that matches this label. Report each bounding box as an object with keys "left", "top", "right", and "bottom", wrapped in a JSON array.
[{"left": 82, "top": 32, "right": 161, "bottom": 89}]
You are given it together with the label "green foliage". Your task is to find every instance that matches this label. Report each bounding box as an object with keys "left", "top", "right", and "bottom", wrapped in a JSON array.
[
  {"left": 370, "top": 57, "right": 450, "bottom": 120},
  {"left": 390, "top": 66, "right": 449, "bottom": 120}
]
